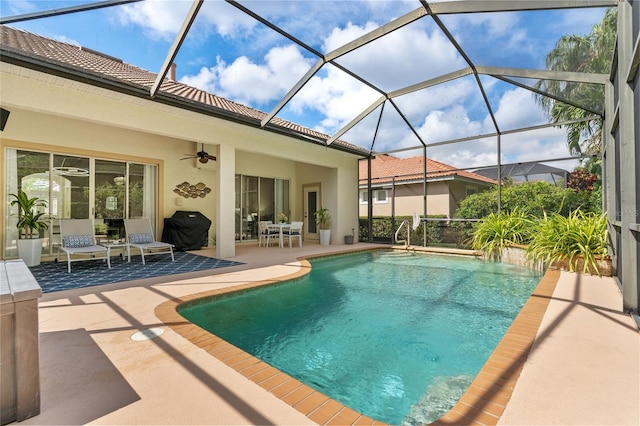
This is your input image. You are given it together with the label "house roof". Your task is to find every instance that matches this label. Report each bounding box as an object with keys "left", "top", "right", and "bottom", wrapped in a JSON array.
[
  {"left": 0, "top": 25, "right": 367, "bottom": 156},
  {"left": 359, "top": 154, "right": 496, "bottom": 186}
]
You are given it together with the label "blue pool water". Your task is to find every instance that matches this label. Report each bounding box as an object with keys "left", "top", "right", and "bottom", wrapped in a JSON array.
[{"left": 179, "top": 251, "right": 541, "bottom": 424}]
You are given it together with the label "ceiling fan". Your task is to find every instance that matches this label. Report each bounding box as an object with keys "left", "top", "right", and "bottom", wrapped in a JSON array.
[{"left": 181, "top": 143, "right": 216, "bottom": 164}]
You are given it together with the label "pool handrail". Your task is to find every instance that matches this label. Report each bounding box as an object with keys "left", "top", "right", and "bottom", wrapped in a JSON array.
[{"left": 394, "top": 219, "right": 409, "bottom": 247}]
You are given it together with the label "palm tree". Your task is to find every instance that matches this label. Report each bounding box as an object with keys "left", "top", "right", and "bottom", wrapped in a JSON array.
[{"left": 535, "top": 8, "right": 617, "bottom": 156}]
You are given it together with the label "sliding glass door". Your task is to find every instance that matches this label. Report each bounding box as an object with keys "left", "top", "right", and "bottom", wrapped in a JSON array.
[
  {"left": 235, "top": 174, "right": 290, "bottom": 242},
  {"left": 241, "top": 175, "right": 258, "bottom": 241},
  {"left": 52, "top": 154, "right": 90, "bottom": 218},
  {"left": 4, "top": 148, "right": 157, "bottom": 259},
  {"left": 95, "top": 159, "right": 126, "bottom": 239}
]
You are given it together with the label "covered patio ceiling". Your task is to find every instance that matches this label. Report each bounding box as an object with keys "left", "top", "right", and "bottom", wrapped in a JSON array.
[{"left": 1, "top": 0, "right": 615, "bottom": 172}]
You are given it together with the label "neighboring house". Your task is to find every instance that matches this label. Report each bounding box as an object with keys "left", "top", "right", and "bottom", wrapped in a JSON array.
[
  {"left": 0, "top": 25, "right": 364, "bottom": 259},
  {"left": 358, "top": 155, "right": 495, "bottom": 218}
]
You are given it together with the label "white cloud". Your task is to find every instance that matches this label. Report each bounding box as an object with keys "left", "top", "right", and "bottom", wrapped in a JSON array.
[
  {"left": 179, "top": 65, "right": 217, "bottom": 93},
  {"left": 459, "top": 12, "right": 520, "bottom": 38},
  {"left": 118, "top": 0, "right": 255, "bottom": 41},
  {"left": 324, "top": 21, "right": 466, "bottom": 91},
  {"left": 180, "top": 45, "right": 313, "bottom": 106},
  {"left": 395, "top": 78, "right": 479, "bottom": 124},
  {"left": 197, "top": 1, "right": 257, "bottom": 38},
  {"left": 293, "top": 67, "right": 380, "bottom": 126},
  {"left": 445, "top": 149, "right": 499, "bottom": 169},
  {"left": 322, "top": 21, "right": 380, "bottom": 52},
  {"left": 502, "top": 127, "right": 572, "bottom": 163},
  {"left": 484, "top": 87, "right": 548, "bottom": 132},
  {"left": 55, "top": 35, "right": 81, "bottom": 47},
  {"left": 118, "top": 0, "right": 190, "bottom": 40},
  {"left": 283, "top": 20, "right": 470, "bottom": 137},
  {"left": 420, "top": 106, "right": 483, "bottom": 143},
  {"left": 375, "top": 84, "right": 573, "bottom": 169}
]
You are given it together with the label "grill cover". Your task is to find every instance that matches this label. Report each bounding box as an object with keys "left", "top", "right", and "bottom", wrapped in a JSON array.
[{"left": 162, "top": 211, "right": 211, "bottom": 251}]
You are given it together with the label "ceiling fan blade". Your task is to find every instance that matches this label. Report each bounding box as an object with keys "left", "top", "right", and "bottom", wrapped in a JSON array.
[{"left": 180, "top": 143, "right": 215, "bottom": 162}]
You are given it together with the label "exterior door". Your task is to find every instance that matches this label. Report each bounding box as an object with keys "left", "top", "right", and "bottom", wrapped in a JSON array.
[{"left": 303, "top": 184, "right": 320, "bottom": 241}]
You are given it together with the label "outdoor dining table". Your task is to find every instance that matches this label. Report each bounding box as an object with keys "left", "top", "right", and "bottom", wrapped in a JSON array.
[{"left": 267, "top": 222, "right": 291, "bottom": 248}]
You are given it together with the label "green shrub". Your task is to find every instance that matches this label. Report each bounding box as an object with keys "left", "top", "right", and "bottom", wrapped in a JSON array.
[
  {"left": 471, "top": 209, "right": 534, "bottom": 259},
  {"left": 455, "top": 181, "right": 601, "bottom": 219},
  {"left": 526, "top": 210, "right": 608, "bottom": 275}
]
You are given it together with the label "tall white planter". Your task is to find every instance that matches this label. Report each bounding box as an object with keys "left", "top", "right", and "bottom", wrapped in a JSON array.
[
  {"left": 319, "top": 229, "right": 331, "bottom": 246},
  {"left": 17, "top": 238, "right": 43, "bottom": 267}
]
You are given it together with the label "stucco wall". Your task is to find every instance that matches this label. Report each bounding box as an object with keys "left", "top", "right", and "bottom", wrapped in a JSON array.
[
  {"left": 358, "top": 180, "right": 453, "bottom": 217},
  {"left": 0, "top": 110, "right": 220, "bottom": 234},
  {"left": 1, "top": 63, "right": 361, "bottom": 258}
]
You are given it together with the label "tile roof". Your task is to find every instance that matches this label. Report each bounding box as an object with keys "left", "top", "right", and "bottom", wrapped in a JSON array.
[
  {"left": 0, "top": 25, "right": 364, "bottom": 154},
  {"left": 359, "top": 154, "right": 496, "bottom": 185}
]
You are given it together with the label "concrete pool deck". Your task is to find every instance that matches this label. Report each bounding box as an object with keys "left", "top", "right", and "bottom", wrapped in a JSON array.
[{"left": 14, "top": 243, "right": 640, "bottom": 425}]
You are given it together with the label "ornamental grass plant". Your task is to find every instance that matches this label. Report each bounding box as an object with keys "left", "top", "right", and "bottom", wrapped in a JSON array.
[
  {"left": 471, "top": 208, "right": 534, "bottom": 260},
  {"left": 526, "top": 210, "right": 609, "bottom": 276}
]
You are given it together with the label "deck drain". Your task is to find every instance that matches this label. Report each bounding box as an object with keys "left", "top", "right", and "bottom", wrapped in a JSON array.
[{"left": 131, "top": 327, "right": 164, "bottom": 341}]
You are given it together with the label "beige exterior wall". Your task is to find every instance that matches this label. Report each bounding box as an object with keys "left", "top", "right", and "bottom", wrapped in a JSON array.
[
  {"left": 358, "top": 179, "right": 489, "bottom": 218},
  {"left": 1, "top": 63, "right": 361, "bottom": 258},
  {"left": 359, "top": 181, "right": 453, "bottom": 217}
]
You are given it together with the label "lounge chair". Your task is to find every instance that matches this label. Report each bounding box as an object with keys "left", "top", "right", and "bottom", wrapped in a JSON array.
[
  {"left": 124, "top": 218, "right": 175, "bottom": 265},
  {"left": 59, "top": 219, "right": 111, "bottom": 273}
]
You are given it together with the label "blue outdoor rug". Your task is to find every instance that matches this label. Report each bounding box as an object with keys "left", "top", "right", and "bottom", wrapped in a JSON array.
[{"left": 29, "top": 251, "right": 244, "bottom": 293}]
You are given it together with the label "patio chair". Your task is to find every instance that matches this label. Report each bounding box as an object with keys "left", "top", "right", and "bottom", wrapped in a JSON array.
[
  {"left": 258, "top": 221, "right": 277, "bottom": 247},
  {"left": 283, "top": 221, "right": 303, "bottom": 248},
  {"left": 59, "top": 219, "right": 111, "bottom": 273},
  {"left": 124, "top": 218, "right": 175, "bottom": 265}
]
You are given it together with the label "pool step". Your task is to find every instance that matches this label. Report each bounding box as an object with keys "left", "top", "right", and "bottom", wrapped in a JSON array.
[{"left": 375, "top": 251, "right": 417, "bottom": 259}]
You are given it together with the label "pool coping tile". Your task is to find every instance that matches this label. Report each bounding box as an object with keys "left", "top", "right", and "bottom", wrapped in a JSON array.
[{"left": 155, "top": 250, "right": 559, "bottom": 426}]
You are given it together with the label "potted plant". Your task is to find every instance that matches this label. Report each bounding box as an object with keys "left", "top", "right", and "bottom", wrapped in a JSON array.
[
  {"left": 314, "top": 207, "right": 331, "bottom": 245},
  {"left": 10, "top": 189, "right": 49, "bottom": 266}
]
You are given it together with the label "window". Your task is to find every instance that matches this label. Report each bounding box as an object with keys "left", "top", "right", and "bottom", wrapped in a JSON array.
[
  {"left": 374, "top": 189, "right": 388, "bottom": 204},
  {"left": 359, "top": 190, "right": 368, "bottom": 204},
  {"left": 360, "top": 189, "right": 388, "bottom": 204},
  {"left": 373, "top": 189, "right": 389, "bottom": 204},
  {"left": 466, "top": 186, "right": 478, "bottom": 197}
]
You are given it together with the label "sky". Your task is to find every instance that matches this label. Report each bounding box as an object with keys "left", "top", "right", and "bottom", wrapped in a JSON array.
[{"left": 1, "top": 0, "right": 611, "bottom": 174}]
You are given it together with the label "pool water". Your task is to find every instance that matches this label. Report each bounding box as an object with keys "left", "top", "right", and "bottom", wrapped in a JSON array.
[{"left": 179, "top": 251, "right": 541, "bottom": 424}]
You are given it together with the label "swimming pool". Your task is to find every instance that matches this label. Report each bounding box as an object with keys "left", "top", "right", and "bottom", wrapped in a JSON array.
[{"left": 179, "top": 250, "right": 541, "bottom": 424}]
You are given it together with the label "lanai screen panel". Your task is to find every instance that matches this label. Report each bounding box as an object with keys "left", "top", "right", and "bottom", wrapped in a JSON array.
[{"left": 1, "top": 1, "right": 614, "bottom": 162}]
